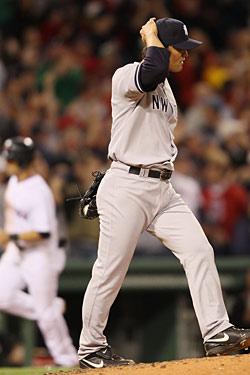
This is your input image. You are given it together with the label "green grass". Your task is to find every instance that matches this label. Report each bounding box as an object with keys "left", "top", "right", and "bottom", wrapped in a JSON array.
[{"left": 0, "top": 367, "right": 76, "bottom": 375}]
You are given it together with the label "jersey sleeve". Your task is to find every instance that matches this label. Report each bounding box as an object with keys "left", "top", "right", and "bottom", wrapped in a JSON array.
[
  {"left": 113, "top": 63, "right": 145, "bottom": 101},
  {"left": 113, "top": 47, "right": 170, "bottom": 100},
  {"left": 139, "top": 47, "right": 170, "bottom": 92}
]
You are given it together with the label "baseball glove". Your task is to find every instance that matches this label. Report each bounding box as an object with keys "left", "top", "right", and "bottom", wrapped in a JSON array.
[{"left": 79, "top": 171, "right": 105, "bottom": 219}]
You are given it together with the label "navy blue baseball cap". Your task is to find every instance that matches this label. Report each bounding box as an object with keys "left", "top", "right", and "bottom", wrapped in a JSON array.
[{"left": 155, "top": 17, "right": 202, "bottom": 49}]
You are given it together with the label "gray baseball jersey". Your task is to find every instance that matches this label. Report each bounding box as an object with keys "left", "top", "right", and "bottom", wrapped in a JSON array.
[{"left": 108, "top": 62, "right": 178, "bottom": 170}]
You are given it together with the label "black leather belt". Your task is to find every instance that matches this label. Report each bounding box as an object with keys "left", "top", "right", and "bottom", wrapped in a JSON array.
[{"left": 129, "top": 166, "right": 172, "bottom": 181}]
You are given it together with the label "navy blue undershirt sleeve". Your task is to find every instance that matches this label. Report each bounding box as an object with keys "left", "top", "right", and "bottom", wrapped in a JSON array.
[{"left": 138, "top": 46, "right": 170, "bottom": 92}]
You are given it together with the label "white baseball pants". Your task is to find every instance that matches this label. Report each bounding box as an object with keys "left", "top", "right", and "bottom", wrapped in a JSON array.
[
  {"left": 78, "top": 162, "right": 232, "bottom": 358},
  {"left": 0, "top": 244, "right": 78, "bottom": 367}
]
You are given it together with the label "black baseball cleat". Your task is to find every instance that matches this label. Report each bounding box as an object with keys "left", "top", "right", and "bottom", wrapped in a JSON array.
[
  {"left": 204, "top": 326, "right": 250, "bottom": 357},
  {"left": 79, "top": 345, "right": 135, "bottom": 369}
]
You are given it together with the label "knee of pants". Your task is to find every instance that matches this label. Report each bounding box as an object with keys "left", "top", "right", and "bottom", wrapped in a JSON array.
[
  {"left": 36, "top": 299, "right": 62, "bottom": 327},
  {"left": 181, "top": 239, "right": 214, "bottom": 267}
]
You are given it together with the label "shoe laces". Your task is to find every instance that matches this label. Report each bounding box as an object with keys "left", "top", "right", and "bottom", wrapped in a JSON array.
[{"left": 232, "top": 327, "right": 245, "bottom": 331}]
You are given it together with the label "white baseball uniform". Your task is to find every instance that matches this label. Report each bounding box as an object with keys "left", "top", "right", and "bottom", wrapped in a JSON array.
[
  {"left": 0, "top": 174, "right": 78, "bottom": 367},
  {"left": 79, "top": 55, "right": 232, "bottom": 358}
]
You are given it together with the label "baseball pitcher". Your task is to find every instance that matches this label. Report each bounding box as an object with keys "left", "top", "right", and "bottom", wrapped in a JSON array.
[{"left": 78, "top": 18, "right": 250, "bottom": 369}]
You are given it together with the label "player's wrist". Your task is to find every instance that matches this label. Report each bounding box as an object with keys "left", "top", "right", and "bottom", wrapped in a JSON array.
[
  {"left": 9, "top": 233, "right": 19, "bottom": 241},
  {"left": 145, "top": 34, "right": 164, "bottom": 48}
]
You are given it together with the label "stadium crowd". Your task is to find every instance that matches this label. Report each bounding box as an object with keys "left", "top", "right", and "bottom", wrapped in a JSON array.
[{"left": 0, "top": 0, "right": 249, "bottom": 257}]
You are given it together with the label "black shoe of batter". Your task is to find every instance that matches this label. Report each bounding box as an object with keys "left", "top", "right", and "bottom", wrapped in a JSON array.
[
  {"left": 79, "top": 345, "right": 135, "bottom": 369},
  {"left": 204, "top": 326, "right": 250, "bottom": 357}
]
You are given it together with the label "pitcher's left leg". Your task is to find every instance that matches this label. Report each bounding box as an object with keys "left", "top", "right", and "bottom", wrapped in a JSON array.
[{"left": 148, "top": 185, "right": 232, "bottom": 342}]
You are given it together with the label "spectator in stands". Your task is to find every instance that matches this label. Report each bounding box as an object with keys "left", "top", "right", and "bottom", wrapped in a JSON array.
[
  {"left": 171, "top": 151, "right": 202, "bottom": 219},
  {"left": 231, "top": 197, "right": 250, "bottom": 255},
  {"left": 200, "top": 146, "right": 248, "bottom": 255}
]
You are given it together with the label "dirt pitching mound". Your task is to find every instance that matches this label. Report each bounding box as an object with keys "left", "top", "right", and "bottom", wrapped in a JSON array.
[{"left": 45, "top": 353, "right": 250, "bottom": 375}]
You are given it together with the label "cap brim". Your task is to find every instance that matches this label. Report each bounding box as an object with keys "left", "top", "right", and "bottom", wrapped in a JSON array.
[{"left": 172, "top": 38, "right": 202, "bottom": 49}]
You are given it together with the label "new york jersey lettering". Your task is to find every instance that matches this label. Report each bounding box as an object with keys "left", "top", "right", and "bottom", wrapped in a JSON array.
[{"left": 152, "top": 94, "right": 168, "bottom": 112}]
